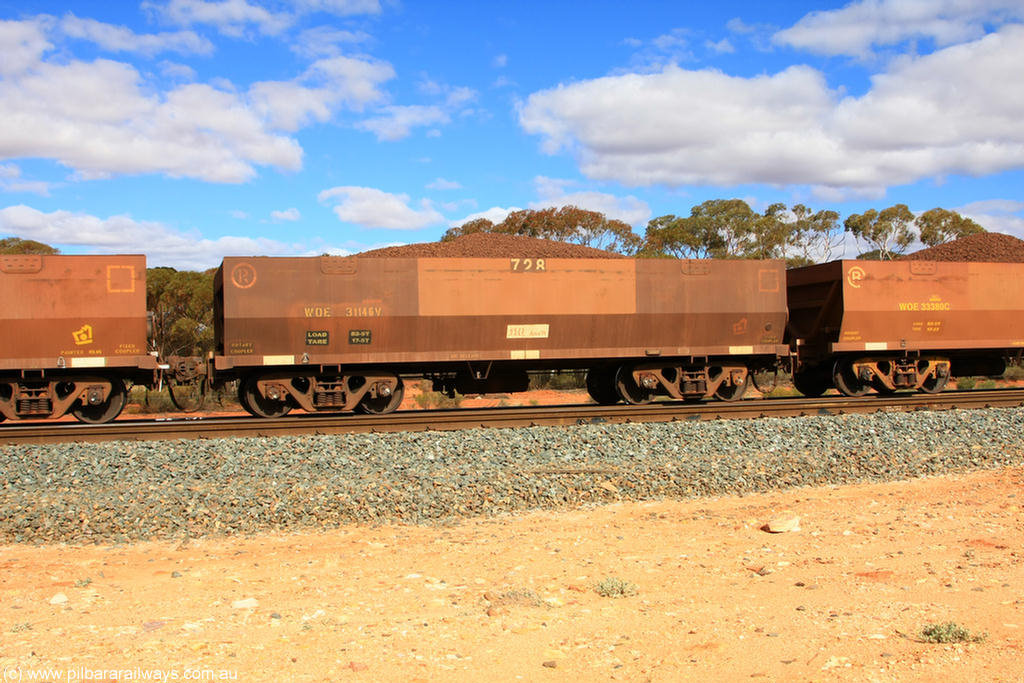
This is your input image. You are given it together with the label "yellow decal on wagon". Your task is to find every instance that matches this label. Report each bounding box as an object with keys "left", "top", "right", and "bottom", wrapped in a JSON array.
[
  {"left": 73, "top": 324, "right": 94, "bottom": 346},
  {"left": 507, "top": 324, "right": 549, "bottom": 339}
]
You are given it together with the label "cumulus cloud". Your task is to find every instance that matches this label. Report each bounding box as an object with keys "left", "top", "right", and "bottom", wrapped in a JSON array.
[
  {"left": 957, "top": 199, "right": 1024, "bottom": 239},
  {"left": 356, "top": 105, "right": 449, "bottom": 141},
  {"left": 774, "top": 0, "right": 1024, "bottom": 58},
  {"left": 426, "top": 177, "right": 462, "bottom": 190},
  {"left": 0, "top": 163, "right": 50, "bottom": 195},
  {"left": 449, "top": 206, "right": 521, "bottom": 228},
  {"left": 531, "top": 176, "right": 650, "bottom": 226},
  {"left": 145, "top": 0, "right": 294, "bottom": 37},
  {"left": 60, "top": 13, "right": 214, "bottom": 56},
  {"left": 519, "top": 24, "right": 1024, "bottom": 193},
  {"left": 146, "top": 0, "right": 381, "bottom": 37},
  {"left": 0, "top": 18, "right": 395, "bottom": 182},
  {"left": 271, "top": 207, "right": 301, "bottom": 221},
  {"left": 0, "top": 204, "right": 297, "bottom": 269},
  {"left": 318, "top": 186, "right": 445, "bottom": 229}
]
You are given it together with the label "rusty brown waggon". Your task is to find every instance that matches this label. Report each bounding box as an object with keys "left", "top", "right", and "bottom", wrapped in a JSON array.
[
  {"left": 213, "top": 256, "right": 789, "bottom": 416},
  {"left": 787, "top": 260, "right": 1024, "bottom": 397},
  {"left": 0, "top": 254, "right": 157, "bottom": 423}
]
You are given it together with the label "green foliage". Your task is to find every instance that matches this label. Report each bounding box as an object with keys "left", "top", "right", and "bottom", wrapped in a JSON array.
[
  {"left": 595, "top": 577, "right": 638, "bottom": 598},
  {"left": 443, "top": 206, "right": 642, "bottom": 254},
  {"left": 147, "top": 267, "right": 215, "bottom": 357},
  {"left": 530, "top": 371, "right": 587, "bottom": 391},
  {"left": 844, "top": 204, "right": 915, "bottom": 260},
  {"left": 0, "top": 237, "right": 59, "bottom": 254},
  {"left": 413, "top": 381, "right": 463, "bottom": 409},
  {"left": 956, "top": 376, "right": 976, "bottom": 390},
  {"left": 916, "top": 208, "right": 985, "bottom": 247},
  {"left": 918, "top": 622, "right": 986, "bottom": 644}
]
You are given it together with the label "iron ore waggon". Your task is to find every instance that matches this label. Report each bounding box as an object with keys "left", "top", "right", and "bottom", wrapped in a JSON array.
[
  {"left": 0, "top": 254, "right": 157, "bottom": 423},
  {"left": 213, "top": 255, "right": 789, "bottom": 416},
  {"left": 786, "top": 259, "right": 1024, "bottom": 397}
]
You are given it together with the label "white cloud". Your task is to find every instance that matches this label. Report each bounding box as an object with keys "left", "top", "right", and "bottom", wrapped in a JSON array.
[
  {"left": 356, "top": 105, "right": 449, "bottom": 141},
  {"left": 293, "top": 0, "right": 382, "bottom": 16},
  {"left": 318, "top": 186, "right": 445, "bottom": 229},
  {"left": 146, "top": 0, "right": 381, "bottom": 37},
  {"left": 774, "top": 0, "right": 1024, "bottom": 58},
  {"left": 0, "top": 17, "right": 53, "bottom": 77},
  {"left": 292, "top": 26, "right": 371, "bottom": 59},
  {"left": 705, "top": 38, "right": 734, "bottom": 54},
  {"left": 531, "top": 176, "right": 651, "bottom": 226},
  {"left": 0, "top": 163, "right": 50, "bottom": 195},
  {"left": 0, "top": 18, "right": 396, "bottom": 183},
  {"left": 426, "top": 177, "right": 462, "bottom": 190},
  {"left": 519, "top": 24, "right": 1024, "bottom": 193},
  {"left": 0, "top": 204, "right": 296, "bottom": 269},
  {"left": 957, "top": 199, "right": 1024, "bottom": 239},
  {"left": 146, "top": 0, "right": 294, "bottom": 37},
  {"left": 449, "top": 206, "right": 521, "bottom": 228},
  {"left": 60, "top": 13, "right": 214, "bottom": 56},
  {"left": 271, "top": 207, "right": 301, "bottom": 221}
]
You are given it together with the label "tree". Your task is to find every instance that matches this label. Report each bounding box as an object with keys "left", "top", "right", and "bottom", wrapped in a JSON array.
[
  {"left": 915, "top": 208, "right": 984, "bottom": 247},
  {"left": 783, "top": 204, "right": 841, "bottom": 266},
  {"left": 441, "top": 217, "right": 494, "bottom": 241},
  {"left": 443, "top": 206, "right": 641, "bottom": 254},
  {"left": 0, "top": 237, "right": 59, "bottom": 254},
  {"left": 641, "top": 199, "right": 765, "bottom": 259},
  {"left": 844, "top": 204, "right": 916, "bottom": 260},
  {"left": 147, "top": 267, "right": 215, "bottom": 358}
]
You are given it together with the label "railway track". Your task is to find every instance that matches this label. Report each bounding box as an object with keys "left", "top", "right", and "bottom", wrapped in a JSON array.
[{"left": 3, "top": 388, "right": 1024, "bottom": 446}]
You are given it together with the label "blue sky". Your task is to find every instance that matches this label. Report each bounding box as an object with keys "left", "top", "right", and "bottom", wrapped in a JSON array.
[{"left": 1, "top": 0, "right": 1023, "bottom": 269}]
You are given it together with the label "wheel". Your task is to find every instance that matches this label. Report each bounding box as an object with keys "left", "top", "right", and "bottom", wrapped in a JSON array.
[
  {"left": 71, "top": 378, "right": 128, "bottom": 424},
  {"left": 168, "top": 378, "right": 206, "bottom": 412},
  {"left": 751, "top": 369, "right": 778, "bottom": 395},
  {"left": 792, "top": 369, "right": 829, "bottom": 398},
  {"left": 586, "top": 368, "right": 620, "bottom": 405},
  {"left": 833, "top": 359, "right": 871, "bottom": 397},
  {"left": 355, "top": 377, "right": 404, "bottom": 414},
  {"left": 920, "top": 373, "right": 949, "bottom": 394},
  {"left": 241, "top": 375, "right": 292, "bottom": 418},
  {"left": 615, "top": 366, "right": 654, "bottom": 405},
  {"left": 713, "top": 370, "right": 749, "bottom": 401}
]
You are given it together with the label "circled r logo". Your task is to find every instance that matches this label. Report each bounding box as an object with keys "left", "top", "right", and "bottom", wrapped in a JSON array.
[
  {"left": 231, "top": 263, "right": 257, "bottom": 289},
  {"left": 847, "top": 265, "right": 866, "bottom": 289}
]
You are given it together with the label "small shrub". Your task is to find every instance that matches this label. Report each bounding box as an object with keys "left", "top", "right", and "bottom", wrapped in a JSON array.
[
  {"left": 595, "top": 577, "right": 638, "bottom": 598},
  {"left": 414, "top": 390, "right": 463, "bottom": 409},
  {"left": 530, "top": 371, "right": 587, "bottom": 391},
  {"left": 918, "top": 621, "right": 986, "bottom": 644},
  {"left": 956, "top": 376, "right": 976, "bottom": 390},
  {"left": 1003, "top": 364, "right": 1024, "bottom": 381},
  {"left": 976, "top": 378, "right": 997, "bottom": 390}
]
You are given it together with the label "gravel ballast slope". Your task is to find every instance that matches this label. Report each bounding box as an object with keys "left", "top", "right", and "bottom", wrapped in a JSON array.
[{"left": 3, "top": 407, "right": 1024, "bottom": 544}]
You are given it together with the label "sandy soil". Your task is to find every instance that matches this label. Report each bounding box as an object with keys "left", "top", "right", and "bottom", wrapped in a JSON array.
[{"left": 2, "top": 466, "right": 1022, "bottom": 683}]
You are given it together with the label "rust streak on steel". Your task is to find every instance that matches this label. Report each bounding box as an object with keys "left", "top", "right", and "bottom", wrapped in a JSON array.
[{"left": 3, "top": 389, "right": 1024, "bottom": 446}]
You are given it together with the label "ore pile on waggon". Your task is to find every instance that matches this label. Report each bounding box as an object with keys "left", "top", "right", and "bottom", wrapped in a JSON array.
[{"left": 2, "top": 232, "right": 1024, "bottom": 424}]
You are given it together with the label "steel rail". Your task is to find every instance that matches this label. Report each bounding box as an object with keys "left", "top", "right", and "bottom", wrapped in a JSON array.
[{"left": 2, "top": 389, "right": 1024, "bottom": 446}]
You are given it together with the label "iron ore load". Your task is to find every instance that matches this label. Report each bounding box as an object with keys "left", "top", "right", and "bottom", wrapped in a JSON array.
[
  {"left": 214, "top": 254, "right": 788, "bottom": 417},
  {"left": 0, "top": 254, "right": 157, "bottom": 423}
]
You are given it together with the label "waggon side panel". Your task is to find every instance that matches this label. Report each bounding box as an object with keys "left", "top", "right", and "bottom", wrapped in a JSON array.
[
  {"left": 788, "top": 260, "right": 1024, "bottom": 356},
  {"left": 0, "top": 255, "right": 155, "bottom": 371},
  {"left": 215, "top": 256, "right": 788, "bottom": 370}
]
